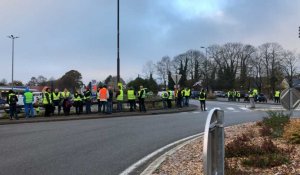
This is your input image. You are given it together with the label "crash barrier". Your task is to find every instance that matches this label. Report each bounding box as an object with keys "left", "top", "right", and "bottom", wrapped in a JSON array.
[{"left": 203, "top": 108, "right": 224, "bottom": 175}]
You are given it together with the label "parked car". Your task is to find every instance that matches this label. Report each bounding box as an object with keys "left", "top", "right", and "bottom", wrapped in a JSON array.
[
  {"left": 214, "top": 91, "right": 226, "bottom": 98},
  {"left": 255, "top": 93, "right": 267, "bottom": 103}
]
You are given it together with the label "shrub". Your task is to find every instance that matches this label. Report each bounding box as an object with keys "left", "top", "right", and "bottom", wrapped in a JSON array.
[
  {"left": 259, "top": 125, "right": 272, "bottom": 137},
  {"left": 242, "top": 153, "right": 290, "bottom": 168},
  {"left": 225, "top": 160, "right": 247, "bottom": 175},
  {"left": 225, "top": 134, "right": 260, "bottom": 158},
  {"left": 283, "top": 119, "right": 300, "bottom": 144},
  {"left": 262, "top": 111, "right": 290, "bottom": 137}
]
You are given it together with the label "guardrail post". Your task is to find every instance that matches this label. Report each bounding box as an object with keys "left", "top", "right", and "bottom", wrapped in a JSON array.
[{"left": 203, "top": 108, "right": 224, "bottom": 175}]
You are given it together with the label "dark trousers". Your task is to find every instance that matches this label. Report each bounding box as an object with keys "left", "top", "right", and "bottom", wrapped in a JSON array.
[
  {"left": 53, "top": 100, "right": 61, "bottom": 115},
  {"left": 63, "top": 99, "right": 70, "bottom": 116},
  {"left": 74, "top": 101, "right": 82, "bottom": 115},
  {"left": 176, "top": 98, "right": 182, "bottom": 108},
  {"left": 117, "top": 101, "right": 123, "bottom": 112},
  {"left": 100, "top": 101, "right": 107, "bottom": 113},
  {"left": 139, "top": 98, "right": 146, "bottom": 112},
  {"left": 167, "top": 99, "right": 172, "bottom": 108},
  {"left": 200, "top": 100, "right": 206, "bottom": 111},
  {"left": 85, "top": 100, "right": 91, "bottom": 114},
  {"left": 44, "top": 104, "right": 52, "bottom": 116},
  {"left": 9, "top": 104, "right": 18, "bottom": 120},
  {"left": 162, "top": 98, "right": 168, "bottom": 109},
  {"left": 129, "top": 100, "right": 135, "bottom": 111}
]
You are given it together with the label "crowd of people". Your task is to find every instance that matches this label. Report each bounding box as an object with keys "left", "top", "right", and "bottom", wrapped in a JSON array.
[{"left": 5, "top": 85, "right": 150, "bottom": 120}]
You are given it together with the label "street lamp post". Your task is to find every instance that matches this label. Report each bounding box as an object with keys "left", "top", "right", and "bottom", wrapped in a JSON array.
[
  {"left": 117, "top": 0, "right": 120, "bottom": 83},
  {"left": 201, "top": 46, "right": 208, "bottom": 90},
  {"left": 8, "top": 35, "right": 19, "bottom": 89}
]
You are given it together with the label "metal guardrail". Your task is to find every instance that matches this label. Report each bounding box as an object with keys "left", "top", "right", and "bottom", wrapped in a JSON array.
[{"left": 203, "top": 108, "right": 224, "bottom": 175}]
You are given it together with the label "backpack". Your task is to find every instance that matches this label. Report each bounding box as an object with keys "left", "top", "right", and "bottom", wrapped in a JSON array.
[
  {"left": 10, "top": 95, "right": 17, "bottom": 104},
  {"left": 199, "top": 92, "right": 205, "bottom": 99}
]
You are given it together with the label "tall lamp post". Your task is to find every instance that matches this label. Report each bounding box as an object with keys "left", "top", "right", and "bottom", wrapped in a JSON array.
[
  {"left": 8, "top": 35, "right": 19, "bottom": 89},
  {"left": 201, "top": 46, "right": 208, "bottom": 90},
  {"left": 117, "top": 0, "right": 120, "bottom": 83}
]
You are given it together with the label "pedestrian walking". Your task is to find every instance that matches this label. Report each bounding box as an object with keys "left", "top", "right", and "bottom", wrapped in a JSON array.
[
  {"left": 52, "top": 88, "right": 62, "bottom": 115},
  {"left": 274, "top": 90, "right": 280, "bottom": 103},
  {"left": 199, "top": 89, "right": 207, "bottom": 111},
  {"left": 23, "top": 87, "right": 34, "bottom": 118},
  {"left": 6, "top": 90, "right": 18, "bottom": 120}
]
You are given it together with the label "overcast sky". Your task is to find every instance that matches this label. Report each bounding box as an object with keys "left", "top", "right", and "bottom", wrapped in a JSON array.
[{"left": 0, "top": 0, "right": 299, "bottom": 84}]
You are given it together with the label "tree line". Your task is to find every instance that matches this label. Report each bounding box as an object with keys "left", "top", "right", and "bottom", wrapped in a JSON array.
[{"left": 143, "top": 42, "right": 299, "bottom": 96}]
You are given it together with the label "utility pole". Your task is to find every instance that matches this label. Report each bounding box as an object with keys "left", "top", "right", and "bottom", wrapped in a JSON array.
[
  {"left": 8, "top": 35, "right": 19, "bottom": 89},
  {"left": 117, "top": 0, "right": 120, "bottom": 83}
]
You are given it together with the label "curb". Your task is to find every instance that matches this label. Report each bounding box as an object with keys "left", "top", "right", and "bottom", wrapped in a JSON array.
[
  {"left": 0, "top": 105, "right": 198, "bottom": 125},
  {"left": 140, "top": 133, "right": 204, "bottom": 175}
]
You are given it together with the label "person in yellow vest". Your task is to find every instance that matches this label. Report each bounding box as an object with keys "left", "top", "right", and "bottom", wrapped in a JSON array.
[
  {"left": 167, "top": 88, "right": 173, "bottom": 108},
  {"left": 116, "top": 85, "right": 123, "bottom": 112},
  {"left": 6, "top": 90, "right": 19, "bottom": 120},
  {"left": 274, "top": 90, "right": 281, "bottom": 103},
  {"left": 161, "top": 88, "right": 168, "bottom": 109},
  {"left": 61, "top": 88, "right": 71, "bottom": 116},
  {"left": 199, "top": 89, "right": 207, "bottom": 111},
  {"left": 127, "top": 87, "right": 136, "bottom": 112},
  {"left": 23, "top": 87, "right": 34, "bottom": 118},
  {"left": 43, "top": 87, "right": 53, "bottom": 117},
  {"left": 73, "top": 90, "right": 83, "bottom": 115},
  {"left": 138, "top": 85, "right": 147, "bottom": 112},
  {"left": 249, "top": 88, "right": 255, "bottom": 108},
  {"left": 236, "top": 91, "right": 241, "bottom": 102},
  {"left": 184, "top": 87, "right": 191, "bottom": 107},
  {"left": 51, "top": 88, "right": 62, "bottom": 115},
  {"left": 84, "top": 87, "right": 92, "bottom": 114}
]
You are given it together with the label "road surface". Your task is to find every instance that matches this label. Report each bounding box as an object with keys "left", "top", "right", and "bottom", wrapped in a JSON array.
[{"left": 0, "top": 100, "right": 298, "bottom": 175}]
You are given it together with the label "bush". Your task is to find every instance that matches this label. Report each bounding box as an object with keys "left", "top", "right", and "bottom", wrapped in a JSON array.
[
  {"left": 242, "top": 153, "right": 290, "bottom": 168},
  {"left": 283, "top": 119, "right": 300, "bottom": 144},
  {"left": 259, "top": 125, "right": 272, "bottom": 137},
  {"left": 225, "top": 134, "right": 260, "bottom": 158},
  {"left": 262, "top": 111, "right": 290, "bottom": 137}
]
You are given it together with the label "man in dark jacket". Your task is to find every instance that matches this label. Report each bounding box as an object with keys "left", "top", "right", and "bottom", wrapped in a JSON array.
[{"left": 7, "top": 90, "right": 18, "bottom": 120}]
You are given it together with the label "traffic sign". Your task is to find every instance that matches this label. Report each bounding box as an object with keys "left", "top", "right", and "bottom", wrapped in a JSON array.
[
  {"left": 171, "top": 74, "right": 182, "bottom": 84},
  {"left": 280, "top": 88, "right": 300, "bottom": 110}
]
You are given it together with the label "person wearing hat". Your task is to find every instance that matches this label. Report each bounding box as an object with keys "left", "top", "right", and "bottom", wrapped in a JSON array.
[{"left": 6, "top": 90, "right": 19, "bottom": 120}]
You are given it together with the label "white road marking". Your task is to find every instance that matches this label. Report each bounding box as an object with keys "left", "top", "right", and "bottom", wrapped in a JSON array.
[{"left": 119, "top": 133, "right": 203, "bottom": 175}]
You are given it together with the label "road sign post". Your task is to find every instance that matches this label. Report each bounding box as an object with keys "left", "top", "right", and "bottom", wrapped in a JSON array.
[
  {"left": 280, "top": 88, "right": 300, "bottom": 116},
  {"left": 203, "top": 108, "right": 224, "bottom": 175}
]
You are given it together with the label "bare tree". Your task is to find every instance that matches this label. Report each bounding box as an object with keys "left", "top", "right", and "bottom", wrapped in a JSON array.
[
  {"left": 282, "top": 50, "right": 298, "bottom": 87},
  {"left": 156, "top": 56, "right": 171, "bottom": 87},
  {"left": 143, "top": 60, "right": 156, "bottom": 78}
]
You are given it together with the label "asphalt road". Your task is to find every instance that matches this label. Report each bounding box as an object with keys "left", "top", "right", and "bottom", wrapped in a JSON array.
[{"left": 0, "top": 100, "right": 298, "bottom": 175}]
